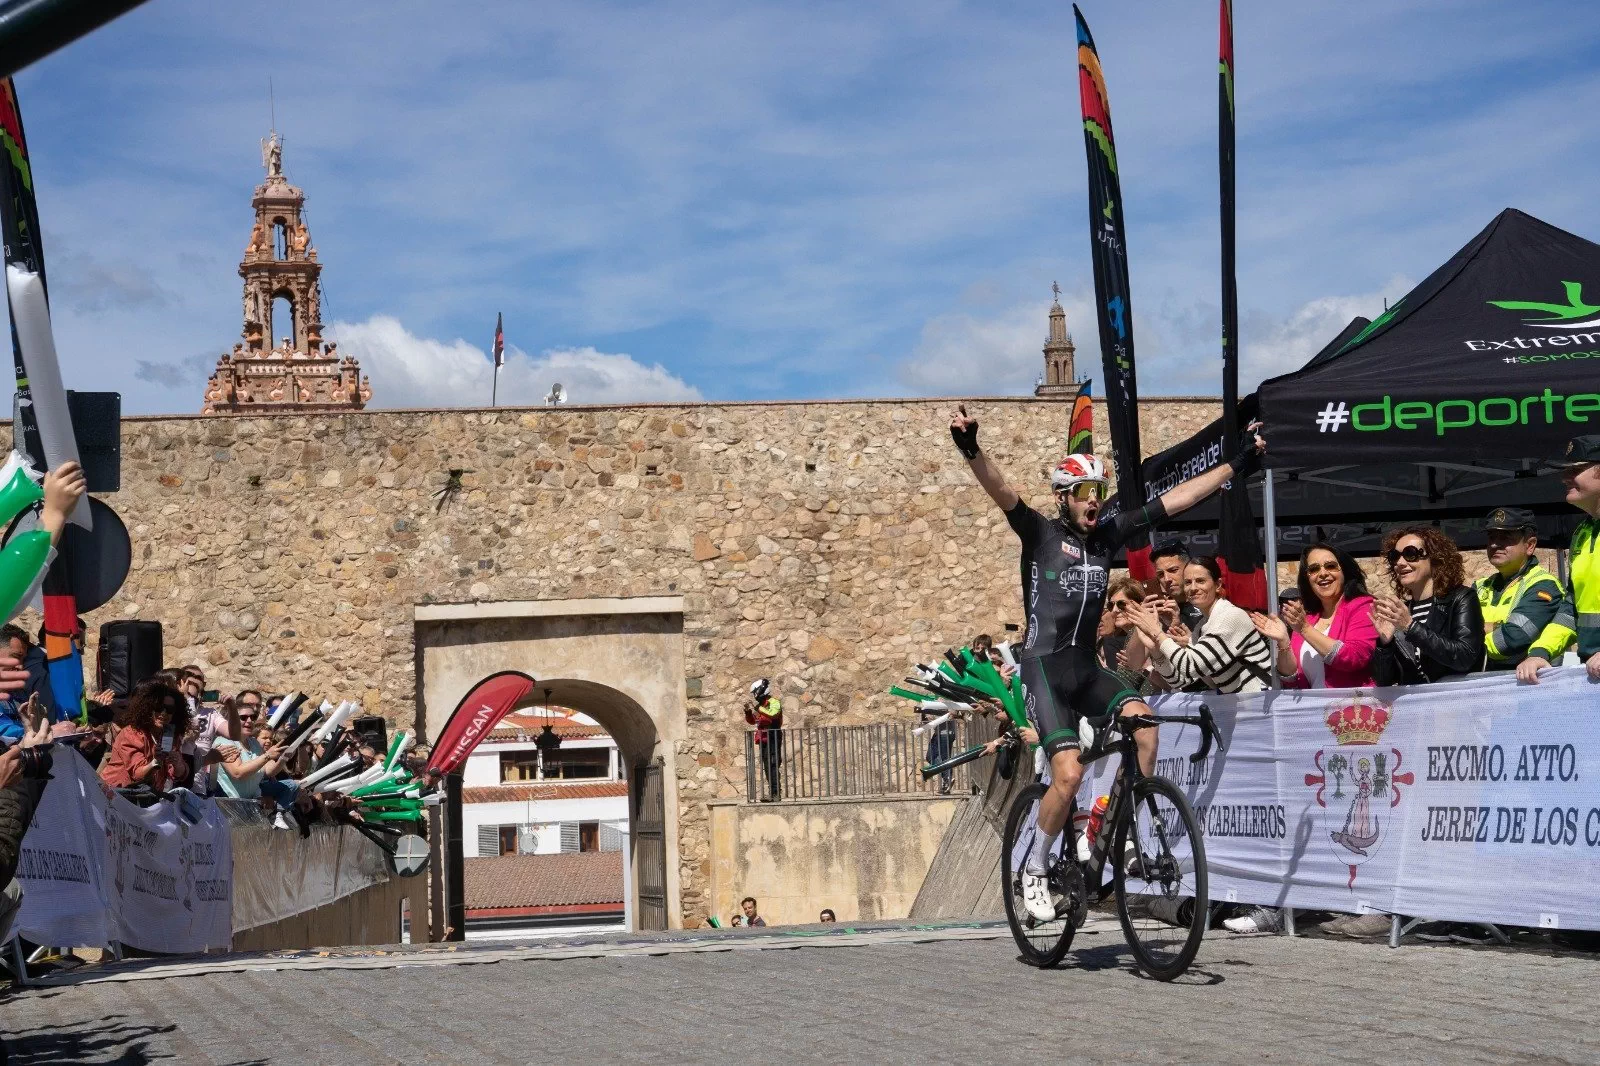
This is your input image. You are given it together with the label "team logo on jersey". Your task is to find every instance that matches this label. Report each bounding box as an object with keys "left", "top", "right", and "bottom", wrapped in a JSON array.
[{"left": 1061, "top": 541, "right": 1082, "bottom": 561}]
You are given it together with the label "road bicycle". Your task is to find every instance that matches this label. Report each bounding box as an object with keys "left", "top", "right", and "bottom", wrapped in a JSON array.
[{"left": 924, "top": 703, "right": 1222, "bottom": 980}]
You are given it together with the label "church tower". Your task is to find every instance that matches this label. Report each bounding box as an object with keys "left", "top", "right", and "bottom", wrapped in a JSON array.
[
  {"left": 202, "top": 131, "right": 372, "bottom": 414},
  {"left": 1033, "top": 282, "right": 1079, "bottom": 397}
]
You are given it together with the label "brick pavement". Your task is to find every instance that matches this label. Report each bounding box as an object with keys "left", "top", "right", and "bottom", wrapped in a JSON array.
[{"left": 3, "top": 922, "right": 1598, "bottom": 1064}]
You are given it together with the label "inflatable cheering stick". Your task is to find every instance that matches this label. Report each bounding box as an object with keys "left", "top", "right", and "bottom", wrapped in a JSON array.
[{"left": 0, "top": 451, "right": 52, "bottom": 626}]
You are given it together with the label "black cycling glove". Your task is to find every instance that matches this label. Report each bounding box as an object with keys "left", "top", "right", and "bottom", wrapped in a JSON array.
[
  {"left": 951, "top": 418, "right": 980, "bottom": 460},
  {"left": 1230, "top": 425, "right": 1263, "bottom": 478}
]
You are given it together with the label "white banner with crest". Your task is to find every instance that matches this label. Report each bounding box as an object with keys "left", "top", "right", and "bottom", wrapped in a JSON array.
[{"left": 1074, "top": 668, "right": 1600, "bottom": 930}]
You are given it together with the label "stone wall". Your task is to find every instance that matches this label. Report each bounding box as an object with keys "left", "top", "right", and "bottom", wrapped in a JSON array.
[
  {"left": 707, "top": 795, "right": 962, "bottom": 925},
  {"left": 39, "top": 395, "right": 1223, "bottom": 924}
]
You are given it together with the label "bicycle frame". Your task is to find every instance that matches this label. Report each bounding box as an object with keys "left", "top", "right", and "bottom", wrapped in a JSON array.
[{"left": 1072, "top": 704, "right": 1224, "bottom": 895}]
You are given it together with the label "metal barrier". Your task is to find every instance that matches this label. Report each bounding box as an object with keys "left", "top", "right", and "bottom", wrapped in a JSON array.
[{"left": 744, "top": 716, "right": 1001, "bottom": 802}]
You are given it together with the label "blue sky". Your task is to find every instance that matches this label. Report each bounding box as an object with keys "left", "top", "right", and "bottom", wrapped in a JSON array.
[{"left": 14, "top": 0, "right": 1600, "bottom": 413}]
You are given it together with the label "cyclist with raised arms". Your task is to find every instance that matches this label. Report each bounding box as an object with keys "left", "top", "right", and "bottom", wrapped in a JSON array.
[{"left": 949, "top": 405, "right": 1264, "bottom": 921}]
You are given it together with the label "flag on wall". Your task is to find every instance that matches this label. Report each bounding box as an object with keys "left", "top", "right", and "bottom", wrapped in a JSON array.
[{"left": 492, "top": 311, "right": 505, "bottom": 368}]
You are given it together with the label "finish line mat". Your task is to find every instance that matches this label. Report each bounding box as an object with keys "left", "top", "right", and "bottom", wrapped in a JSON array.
[{"left": 21, "top": 917, "right": 1122, "bottom": 986}]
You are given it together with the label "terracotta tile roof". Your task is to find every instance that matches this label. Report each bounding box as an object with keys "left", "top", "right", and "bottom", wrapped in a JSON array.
[
  {"left": 484, "top": 721, "right": 607, "bottom": 742},
  {"left": 465, "top": 851, "right": 625, "bottom": 910},
  {"left": 462, "top": 780, "right": 630, "bottom": 804}
]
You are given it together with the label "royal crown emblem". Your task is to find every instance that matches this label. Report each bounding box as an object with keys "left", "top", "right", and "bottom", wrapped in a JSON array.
[
  {"left": 1307, "top": 694, "right": 1412, "bottom": 889},
  {"left": 1324, "top": 697, "right": 1390, "bottom": 746}
]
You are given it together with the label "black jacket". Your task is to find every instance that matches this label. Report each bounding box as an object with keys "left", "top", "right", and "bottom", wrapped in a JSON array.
[{"left": 1371, "top": 585, "right": 1484, "bottom": 686}]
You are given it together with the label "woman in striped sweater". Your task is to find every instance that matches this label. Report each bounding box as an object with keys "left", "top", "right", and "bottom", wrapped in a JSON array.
[{"left": 1127, "top": 556, "right": 1273, "bottom": 695}]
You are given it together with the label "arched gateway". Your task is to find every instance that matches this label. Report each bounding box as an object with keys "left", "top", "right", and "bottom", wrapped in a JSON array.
[{"left": 414, "top": 597, "right": 687, "bottom": 932}]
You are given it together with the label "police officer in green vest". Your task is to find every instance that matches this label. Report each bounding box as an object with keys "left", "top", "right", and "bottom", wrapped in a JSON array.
[
  {"left": 1520, "top": 436, "right": 1600, "bottom": 684},
  {"left": 1476, "top": 506, "right": 1562, "bottom": 671}
]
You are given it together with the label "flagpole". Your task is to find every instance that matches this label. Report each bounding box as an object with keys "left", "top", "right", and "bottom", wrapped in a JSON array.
[{"left": 491, "top": 363, "right": 499, "bottom": 407}]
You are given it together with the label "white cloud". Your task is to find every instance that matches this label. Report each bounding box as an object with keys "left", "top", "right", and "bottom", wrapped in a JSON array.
[
  {"left": 896, "top": 295, "right": 1096, "bottom": 396},
  {"left": 326, "top": 315, "right": 701, "bottom": 408},
  {"left": 1240, "top": 277, "right": 1413, "bottom": 386}
]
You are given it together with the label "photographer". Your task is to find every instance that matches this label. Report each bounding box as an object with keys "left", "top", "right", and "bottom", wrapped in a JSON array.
[{"left": 743, "top": 679, "right": 783, "bottom": 802}]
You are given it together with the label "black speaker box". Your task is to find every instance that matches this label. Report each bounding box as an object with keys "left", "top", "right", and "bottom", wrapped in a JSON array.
[{"left": 97, "top": 619, "right": 162, "bottom": 697}]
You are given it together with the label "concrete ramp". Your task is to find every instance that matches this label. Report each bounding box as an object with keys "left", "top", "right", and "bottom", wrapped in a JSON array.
[{"left": 909, "top": 756, "right": 1030, "bottom": 919}]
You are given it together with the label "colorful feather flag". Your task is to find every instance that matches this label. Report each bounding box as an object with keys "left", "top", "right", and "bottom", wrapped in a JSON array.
[{"left": 1068, "top": 379, "right": 1093, "bottom": 454}]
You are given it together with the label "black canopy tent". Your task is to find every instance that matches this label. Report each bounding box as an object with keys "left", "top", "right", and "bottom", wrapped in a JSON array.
[{"left": 1105, "top": 208, "right": 1593, "bottom": 562}]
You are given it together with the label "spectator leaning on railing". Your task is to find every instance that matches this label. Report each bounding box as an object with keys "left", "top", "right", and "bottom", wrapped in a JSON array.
[
  {"left": 99, "top": 679, "right": 188, "bottom": 792},
  {"left": 1099, "top": 578, "right": 1157, "bottom": 696},
  {"left": 1476, "top": 507, "right": 1563, "bottom": 673},
  {"left": 1370, "top": 527, "right": 1484, "bottom": 685},
  {"left": 1257, "top": 543, "right": 1376, "bottom": 689},
  {"left": 1130, "top": 556, "right": 1273, "bottom": 695},
  {"left": 1521, "top": 436, "right": 1600, "bottom": 683}
]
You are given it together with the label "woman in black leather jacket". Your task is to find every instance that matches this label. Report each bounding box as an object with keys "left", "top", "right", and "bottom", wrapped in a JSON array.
[{"left": 1371, "top": 527, "right": 1484, "bottom": 685}]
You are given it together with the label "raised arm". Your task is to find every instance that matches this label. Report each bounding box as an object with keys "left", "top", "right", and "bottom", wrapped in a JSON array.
[
  {"left": 950, "top": 406, "right": 1019, "bottom": 511},
  {"left": 1156, "top": 423, "right": 1265, "bottom": 519}
]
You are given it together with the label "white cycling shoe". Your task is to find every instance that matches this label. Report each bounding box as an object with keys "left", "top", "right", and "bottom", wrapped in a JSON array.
[{"left": 1021, "top": 867, "right": 1057, "bottom": 922}]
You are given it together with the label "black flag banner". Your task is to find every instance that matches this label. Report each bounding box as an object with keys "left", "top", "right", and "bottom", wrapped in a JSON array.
[{"left": 1215, "top": 0, "right": 1265, "bottom": 610}]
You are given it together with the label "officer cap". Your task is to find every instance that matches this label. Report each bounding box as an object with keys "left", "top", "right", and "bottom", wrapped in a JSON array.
[
  {"left": 1484, "top": 506, "right": 1537, "bottom": 533},
  {"left": 1554, "top": 435, "right": 1600, "bottom": 467}
]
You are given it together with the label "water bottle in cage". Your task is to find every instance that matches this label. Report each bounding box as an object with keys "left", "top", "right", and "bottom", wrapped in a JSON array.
[{"left": 1079, "top": 794, "right": 1109, "bottom": 861}]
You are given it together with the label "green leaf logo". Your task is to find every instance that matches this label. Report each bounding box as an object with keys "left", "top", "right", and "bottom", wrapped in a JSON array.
[{"left": 1488, "top": 280, "right": 1600, "bottom": 323}]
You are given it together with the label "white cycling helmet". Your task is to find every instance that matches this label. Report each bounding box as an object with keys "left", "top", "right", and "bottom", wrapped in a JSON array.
[
  {"left": 1050, "top": 453, "right": 1108, "bottom": 495},
  {"left": 750, "top": 678, "right": 771, "bottom": 701}
]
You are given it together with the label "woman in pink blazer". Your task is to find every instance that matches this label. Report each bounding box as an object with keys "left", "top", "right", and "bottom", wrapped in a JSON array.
[{"left": 1252, "top": 543, "right": 1377, "bottom": 689}]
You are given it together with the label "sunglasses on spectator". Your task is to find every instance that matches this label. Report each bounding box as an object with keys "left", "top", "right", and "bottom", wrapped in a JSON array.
[
  {"left": 1303, "top": 561, "right": 1341, "bottom": 575},
  {"left": 1384, "top": 546, "right": 1429, "bottom": 565},
  {"left": 1056, "top": 483, "right": 1106, "bottom": 502},
  {"left": 1109, "top": 599, "right": 1134, "bottom": 611}
]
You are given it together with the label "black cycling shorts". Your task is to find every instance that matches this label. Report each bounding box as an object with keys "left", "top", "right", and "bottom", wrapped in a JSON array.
[{"left": 1021, "top": 648, "right": 1146, "bottom": 759}]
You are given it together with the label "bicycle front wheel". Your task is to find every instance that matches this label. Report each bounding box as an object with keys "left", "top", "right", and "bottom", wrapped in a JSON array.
[
  {"left": 1113, "top": 774, "right": 1208, "bottom": 981},
  {"left": 1001, "top": 782, "right": 1079, "bottom": 968}
]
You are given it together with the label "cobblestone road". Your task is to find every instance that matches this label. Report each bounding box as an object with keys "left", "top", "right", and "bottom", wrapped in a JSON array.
[{"left": 3, "top": 921, "right": 1597, "bottom": 1064}]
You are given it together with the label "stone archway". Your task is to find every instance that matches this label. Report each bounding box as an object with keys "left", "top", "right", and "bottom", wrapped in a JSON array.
[{"left": 414, "top": 597, "right": 687, "bottom": 929}]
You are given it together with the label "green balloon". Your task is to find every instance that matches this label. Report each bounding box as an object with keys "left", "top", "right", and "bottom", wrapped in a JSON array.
[{"left": 0, "top": 530, "right": 51, "bottom": 625}]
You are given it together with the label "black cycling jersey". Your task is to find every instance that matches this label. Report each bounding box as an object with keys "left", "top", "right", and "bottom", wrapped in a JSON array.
[{"left": 1005, "top": 497, "right": 1167, "bottom": 660}]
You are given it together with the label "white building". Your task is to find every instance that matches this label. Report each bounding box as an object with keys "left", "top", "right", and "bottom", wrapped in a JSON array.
[{"left": 460, "top": 708, "right": 629, "bottom": 860}]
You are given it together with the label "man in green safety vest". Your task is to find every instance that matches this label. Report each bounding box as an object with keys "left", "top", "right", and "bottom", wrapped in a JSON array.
[
  {"left": 1476, "top": 506, "right": 1563, "bottom": 671},
  {"left": 1519, "top": 436, "right": 1600, "bottom": 684}
]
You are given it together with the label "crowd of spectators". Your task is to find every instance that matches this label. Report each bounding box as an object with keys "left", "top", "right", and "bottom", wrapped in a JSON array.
[
  {"left": 33, "top": 663, "right": 430, "bottom": 836},
  {"left": 1076, "top": 502, "right": 1587, "bottom": 939}
]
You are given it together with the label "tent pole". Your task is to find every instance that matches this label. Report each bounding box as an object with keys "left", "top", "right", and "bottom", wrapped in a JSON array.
[{"left": 1262, "top": 468, "right": 1282, "bottom": 690}]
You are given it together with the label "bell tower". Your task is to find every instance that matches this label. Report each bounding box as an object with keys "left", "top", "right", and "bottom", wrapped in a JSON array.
[
  {"left": 202, "top": 131, "right": 372, "bottom": 414},
  {"left": 240, "top": 128, "right": 321, "bottom": 354},
  {"left": 1034, "top": 282, "right": 1079, "bottom": 397}
]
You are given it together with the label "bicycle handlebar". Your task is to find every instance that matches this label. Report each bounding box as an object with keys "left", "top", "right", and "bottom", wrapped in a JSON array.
[{"left": 1188, "top": 703, "right": 1225, "bottom": 765}]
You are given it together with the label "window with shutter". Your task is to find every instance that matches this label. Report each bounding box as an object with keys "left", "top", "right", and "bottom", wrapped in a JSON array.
[
  {"left": 559, "top": 823, "right": 580, "bottom": 853},
  {"left": 599, "top": 823, "right": 624, "bottom": 853},
  {"left": 476, "top": 825, "right": 500, "bottom": 857}
]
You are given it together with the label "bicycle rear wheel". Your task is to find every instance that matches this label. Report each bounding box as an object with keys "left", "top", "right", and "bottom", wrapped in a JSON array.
[
  {"left": 1001, "top": 782, "right": 1080, "bottom": 968},
  {"left": 1113, "top": 774, "right": 1207, "bottom": 981}
]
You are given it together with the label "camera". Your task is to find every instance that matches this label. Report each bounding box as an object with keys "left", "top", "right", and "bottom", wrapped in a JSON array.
[{"left": 15, "top": 744, "right": 51, "bottom": 780}]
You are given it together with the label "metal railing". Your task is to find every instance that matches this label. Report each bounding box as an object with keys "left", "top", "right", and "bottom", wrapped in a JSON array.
[{"left": 743, "top": 716, "right": 1001, "bottom": 802}]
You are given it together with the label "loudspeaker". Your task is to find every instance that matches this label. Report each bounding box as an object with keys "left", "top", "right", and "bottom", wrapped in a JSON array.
[
  {"left": 349, "top": 714, "right": 389, "bottom": 755},
  {"left": 97, "top": 620, "right": 162, "bottom": 697}
]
